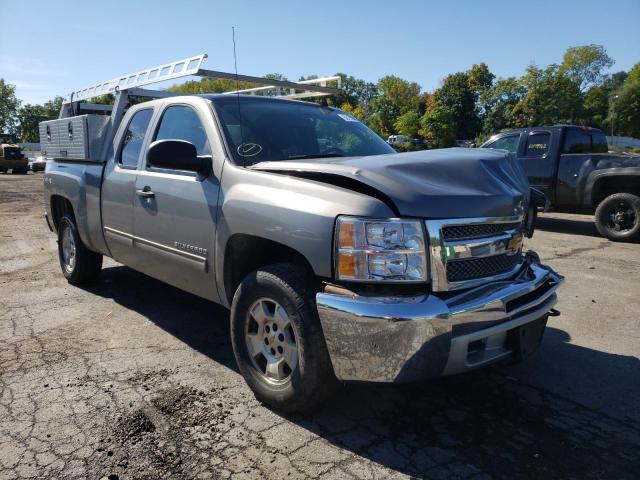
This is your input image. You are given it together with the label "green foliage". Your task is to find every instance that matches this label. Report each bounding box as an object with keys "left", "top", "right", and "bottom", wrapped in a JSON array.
[
  {"left": 479, "top": 77, "right": 526, "bottom": 136},
  {"left": 0, "top": 79, "right": 21, "bottom": 136},
  {"left": 433, "top": 72, "right": 479, "bottom": 139},
  {"left": 18, "top": 96, "right": 63, "bottom": 142},
  {"left": 394, "top": 111, "right": 421, "bottom": 137},
  {"left": 419, "top": 102, "right": 456, "bottom": 148},
  {"left": 169, "top": 77, "right": 257, "bottom": 94},
  {"left": 511, "top": 64, "right": 582, "bottom": 126},
  {"left": 610, "top": 67, "right": 640, "bottom": 138},
  {"left": 467, "top": 62, "right": 495, "bottom": 100},
  {"left": 560, "top": 44, "right": 614, "bottom": 92}
]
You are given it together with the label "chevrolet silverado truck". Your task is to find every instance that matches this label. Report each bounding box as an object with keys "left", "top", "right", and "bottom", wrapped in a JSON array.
[
  {"left": 481, "top": 125, "right": 640, "bottom": 242},
  {"left": 41, "top": 56, "right": 563, "bottom": 411}
]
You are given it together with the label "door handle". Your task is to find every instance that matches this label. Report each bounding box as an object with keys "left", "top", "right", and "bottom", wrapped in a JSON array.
[{"left": 136, "top": 187, "right": 155, "bottom": 198}]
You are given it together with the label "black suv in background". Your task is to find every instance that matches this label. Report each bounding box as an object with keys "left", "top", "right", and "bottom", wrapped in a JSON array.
[{"left": 481, "top": 125, "right": 640, "bottom": 242}]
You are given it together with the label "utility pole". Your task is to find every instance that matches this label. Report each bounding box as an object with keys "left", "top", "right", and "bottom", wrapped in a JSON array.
[{"left": 611, "top": 94, "right": 619, "bottom": 148}]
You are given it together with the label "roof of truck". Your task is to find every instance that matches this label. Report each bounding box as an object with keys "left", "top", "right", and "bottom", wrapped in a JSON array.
[{"left": 494, "top": 125, "right": 604, "bottom": 135}]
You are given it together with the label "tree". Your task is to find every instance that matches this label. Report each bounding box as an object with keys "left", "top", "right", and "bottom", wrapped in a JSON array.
[
  {"left": 339, "top": 102, "right": 366, "bottom": 122},
  {"left": 560, "top": 44, "right": 614, "bottom": 92},
  {"left": 479, "top": 77, "right": 526, "bottom": 137},
  {"left": 0, "top": 79, "right": 21, "bottom": 136},
  {"left": 368, "top": 75, "right": 421, "bottom": 137},
  {"left": 512, "top": 64, "right": 582, "bottom": 126},
  {"left": 433, "top": 72, "right": 479, "bottom": 139},
  {"left": 394, "top": 111, "right": 421, "bottom": 137},
  {"left": 18, "top": 97, "right": 63, "bottom": 142},
  {"left": 419, "top": 99, "right": 456, "bottom": 148},
  {"left": 583, "top": 71, "right": 627, "bottom": 128},
  {"left": 609, "top": 63, "right": 640, "bottom": 138},
  {"left": 467, "top": 63, "right": 495, "bottom": 100}
]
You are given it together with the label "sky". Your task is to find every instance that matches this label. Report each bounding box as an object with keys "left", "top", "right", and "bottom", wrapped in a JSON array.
[{"left": 1, "top": 0, "right": 639, "bottom": 104}]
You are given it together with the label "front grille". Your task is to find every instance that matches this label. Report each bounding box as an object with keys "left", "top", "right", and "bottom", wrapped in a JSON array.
[
  {"left": 446, "top": 253, "right": 521, "bottom": 282},
  {"left": 442, "top": 221, "right": 521, "bottom": 241},
  {"left": 2, "top": 147, "right": 22, "bottom": 160}
]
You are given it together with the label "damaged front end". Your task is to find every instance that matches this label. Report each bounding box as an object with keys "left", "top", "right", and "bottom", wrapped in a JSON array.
[{"left": 316, "top": 252, "right": 563, "bottom": 382}]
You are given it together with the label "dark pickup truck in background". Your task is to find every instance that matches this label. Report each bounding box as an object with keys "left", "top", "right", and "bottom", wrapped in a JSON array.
[{"left": 481, "top": 125, "right": 640, "bottom": 242}]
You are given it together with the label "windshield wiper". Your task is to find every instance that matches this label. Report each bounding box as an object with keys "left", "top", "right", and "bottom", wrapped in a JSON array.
[{"left": 287, "top": 153, "right": 345, "bottom": 160}]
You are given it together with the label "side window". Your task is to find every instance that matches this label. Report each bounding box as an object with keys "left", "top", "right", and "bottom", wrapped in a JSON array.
[
  {"left": 591, "top": 130, "right": 609, "bottom": 153},
  {"left": 485, "top": 135, "right": 519, "bottom": 153},
  {"left": 562, "top": 128, "right": 591, "bottom": 154},
  {"left": 154, "top": 105, "right": 210, "bottom": 156},
  {"left": 119, "top": 109, "right": 153, "bottom": 168},
  {"left": 525, "top": 132, "right": 550, "bottom": 157}
]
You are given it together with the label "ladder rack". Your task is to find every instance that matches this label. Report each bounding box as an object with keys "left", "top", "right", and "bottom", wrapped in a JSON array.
[{"left": 62, "top": 53, "right": 342, "bottom": 106}]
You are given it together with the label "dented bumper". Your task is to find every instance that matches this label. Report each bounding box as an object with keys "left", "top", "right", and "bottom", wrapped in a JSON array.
[{"left": 316, "top": 253, "right": 563, "bottom": 382}]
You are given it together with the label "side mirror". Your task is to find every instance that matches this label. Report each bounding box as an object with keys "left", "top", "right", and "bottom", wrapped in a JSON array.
[
  {"left": 524, "top": 187, "right": 547, "bottom": 238},
  {"left": 147, "top": 139, "right": 210, "bottom": 175}
]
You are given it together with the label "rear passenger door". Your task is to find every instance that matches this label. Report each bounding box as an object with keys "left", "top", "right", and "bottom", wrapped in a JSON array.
[
  {"left": 517, "top": 130, "right": 555, "bottom": 200},
  {"left": 130, "top": 99, "right": 222, "bottom": 302}
]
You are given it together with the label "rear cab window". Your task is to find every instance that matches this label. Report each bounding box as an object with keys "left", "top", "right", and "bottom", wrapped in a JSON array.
[
  {"left": 591, "top": 130, "right": 609, "bottom": 153},
  {"left": 562, "top": 128, "right": 591, "bottom": 154},
  {"left": 524, "top": 132, "right": 550, "bottom": 157},
  {"left": 562, "top": 127, "right": 609, "bottom": 154},
  {"left": 119, "top": 108, "right": 153, "bottom": 168}
]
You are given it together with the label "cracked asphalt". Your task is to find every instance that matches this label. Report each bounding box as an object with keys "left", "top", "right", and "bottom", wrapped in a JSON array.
[{"left": 1, "top": 173, "right": 639, "bottom": 479}]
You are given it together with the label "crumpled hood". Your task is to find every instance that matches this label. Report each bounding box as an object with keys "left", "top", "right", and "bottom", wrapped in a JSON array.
[{"left": 250, "top": 148, "right": 530, "bottom": 218}]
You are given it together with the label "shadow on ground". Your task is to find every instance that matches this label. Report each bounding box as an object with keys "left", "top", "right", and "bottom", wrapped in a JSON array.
[
  {"left": 536, "top": 214, "right": 601, "bottom": 238},
  {"left": 84, "top": 265, "right": 640, "bottom": 479}
]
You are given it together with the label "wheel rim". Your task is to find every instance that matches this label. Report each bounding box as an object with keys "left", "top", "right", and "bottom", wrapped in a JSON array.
[
  {"left": 245, "top": 297, "right": 298, "bottom": 384},
  {"left": 606, "top": 200, "right": 636, "bottom": 232},
  {"left": 61, "top": 226, "right": 76, "bottom": 273}
]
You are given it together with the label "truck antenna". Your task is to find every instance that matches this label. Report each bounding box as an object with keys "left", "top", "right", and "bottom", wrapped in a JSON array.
[{"left": 232, "top": 26, "right": 246, "bottom": 167}]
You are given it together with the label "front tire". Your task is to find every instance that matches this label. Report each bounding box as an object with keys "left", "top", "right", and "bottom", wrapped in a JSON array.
[
  {"left": 230, "top": 264, "right": 339, "bottom": 412},
  {"left": 57, "top": 214, "right": 103, "bottom": 284},
  {"left": 594, "top": 193, "right": 640, "bottom": 242}
]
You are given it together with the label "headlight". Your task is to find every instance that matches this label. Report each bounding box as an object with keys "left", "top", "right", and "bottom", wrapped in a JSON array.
[{"left": 334, "top": 216, "right": 428, "bottom": 283}]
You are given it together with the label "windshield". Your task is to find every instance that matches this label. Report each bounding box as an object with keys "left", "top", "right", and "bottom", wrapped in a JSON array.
[{"left": 212, "top": 96, "right": 394, "bottom": 165}]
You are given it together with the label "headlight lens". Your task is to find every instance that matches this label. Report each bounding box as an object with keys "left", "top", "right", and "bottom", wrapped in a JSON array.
[{"left": 335, "top": 216, "right": 427, "bottom": 282}]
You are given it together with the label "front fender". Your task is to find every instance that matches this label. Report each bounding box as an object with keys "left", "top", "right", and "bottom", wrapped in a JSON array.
[{"left": 215, "top": 164, "right": 396, "bottom": 305}]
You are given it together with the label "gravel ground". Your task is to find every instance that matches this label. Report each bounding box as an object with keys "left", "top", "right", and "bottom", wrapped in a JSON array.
[{"left": 1, "top": 173, "right": 639, "bottom": 479}]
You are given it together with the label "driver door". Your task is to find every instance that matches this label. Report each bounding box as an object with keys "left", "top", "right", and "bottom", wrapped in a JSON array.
[{"left": 130, "top": 100, "right": 221, "bottom": 302}]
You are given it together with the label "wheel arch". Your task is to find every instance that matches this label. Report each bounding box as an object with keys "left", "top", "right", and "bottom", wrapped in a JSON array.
[
  {"left": 222, "top": 234, "right": 319, "bottom": 306},
  {"left": 586, "top": 168, "right": 640, "bottom": 206},
  {"left": 50, "top": 195, "right": 75, "bottom": 232}
]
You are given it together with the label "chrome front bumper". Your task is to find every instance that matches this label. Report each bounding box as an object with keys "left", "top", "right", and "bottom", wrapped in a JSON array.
[{"left": 316, "top": 252, "right": 563, "bottom": 382}]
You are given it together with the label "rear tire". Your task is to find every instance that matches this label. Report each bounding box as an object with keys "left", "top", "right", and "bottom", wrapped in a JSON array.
[
  {"left": 230, "top": 263, "right": 339, "bottom": 412},
  {"left": 57, "top": 214, "right": 103, "bottom": 284},
  {"left": 594, "top": 193, "right": 640, "bottom": 242}
]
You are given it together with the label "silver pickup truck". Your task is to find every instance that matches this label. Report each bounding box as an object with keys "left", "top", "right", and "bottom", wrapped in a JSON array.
[{"left": 42, "top": 59, "right": 563, "bottom": 412}]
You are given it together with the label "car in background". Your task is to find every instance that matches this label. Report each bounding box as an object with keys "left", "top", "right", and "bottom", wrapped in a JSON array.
[
  {"left": 387, "top": 134, "right": 408, "bottom": 145},
  {"left": 30, "top": 155, "right": 47, "bottom": 172},
  {"left": 481, "top": 125, "right": 640, "bottom": 242},
  {"left": 456, "top": 139, "right": 476, "bottom": 148}
]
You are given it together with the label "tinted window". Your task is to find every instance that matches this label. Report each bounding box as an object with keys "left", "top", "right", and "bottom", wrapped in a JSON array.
[
  {"left": 562, "top": 128, "right": 591, "bottom": 154},
  {"left": 485, "top": 135, "right": 519, "bottom": 153},
  {"left": 120, "top": 109, "right": 153, "bottom": 168},
  {"left": 155, "top": 105, "right": 210, "bottom": 155},
  {"left": 592, "top": 130, "right": 609, "bottom": 153},
  {"left": 212, "top": 97, "right": 394, "bottom": 166},
  {"left": 525, "top": 132, "right": 550, "bottom": 157}
]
